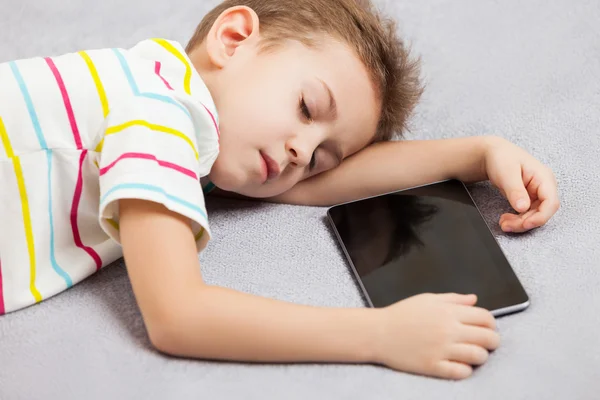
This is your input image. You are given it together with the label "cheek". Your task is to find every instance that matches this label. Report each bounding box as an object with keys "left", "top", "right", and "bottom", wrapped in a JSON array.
[{"left": 219, "top": 92, "right": 289, "bottom": 143}]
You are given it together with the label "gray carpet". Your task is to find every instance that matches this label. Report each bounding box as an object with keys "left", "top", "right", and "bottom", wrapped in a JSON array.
[{"left": 1, "top": 0, "right": 599, "bottom": 399}]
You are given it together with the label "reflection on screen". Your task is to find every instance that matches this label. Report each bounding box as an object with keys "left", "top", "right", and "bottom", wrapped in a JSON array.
[{"left": 328, "top": 180, "right": 528, "bottom": 310}]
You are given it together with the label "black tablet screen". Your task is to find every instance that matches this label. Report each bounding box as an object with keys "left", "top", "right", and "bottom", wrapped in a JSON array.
[{"left": 327, "top": 180, "right": 529, "bottom": 312}]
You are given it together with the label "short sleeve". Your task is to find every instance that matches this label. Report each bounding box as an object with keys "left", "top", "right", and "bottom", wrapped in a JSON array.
[{"left": 97, "top": 95, "right": 219, "bottom": 252}]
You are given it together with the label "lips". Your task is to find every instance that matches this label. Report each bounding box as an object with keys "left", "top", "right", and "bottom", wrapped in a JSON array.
[{"left": 260, "top": 151, "right": 281, "bottom": 182}]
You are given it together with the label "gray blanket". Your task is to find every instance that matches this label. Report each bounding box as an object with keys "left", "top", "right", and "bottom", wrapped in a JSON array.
[{"left": 1, "top": 0, "right": 599, "bottom": 399}]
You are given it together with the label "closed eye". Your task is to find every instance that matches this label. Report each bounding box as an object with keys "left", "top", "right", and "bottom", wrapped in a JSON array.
[
  {"left": 300, "top": 97, "right": 312, "bottom": 121},
  {"left": 309, "top": 151, "right": 317, "bottom": 170},
  {"left": 299, "top": 96, "right": 317, "bottom": 170}
]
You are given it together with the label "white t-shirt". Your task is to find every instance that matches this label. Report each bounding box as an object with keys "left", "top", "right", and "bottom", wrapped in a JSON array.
[{"left": 0, "top": 38, "right": 220, "bottom": 315}]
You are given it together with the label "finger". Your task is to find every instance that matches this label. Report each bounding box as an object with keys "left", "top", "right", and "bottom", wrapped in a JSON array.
[
  {"left": 434, "top": 360, "right": 473, "bottom": 380},
  {"left": 459, "top": 325, "right": 501, "bottom": 351},
  {"left": 499, "top": 214, "right": 523, "bottom": 232},
  {"left": 521, "top": 165, "right": 540, "bottom": 200},
  {"left": 457, "top": 306, "right": 497, "bottom": 330},
  {"left": 437, "top": 293, "right": 477, "bottom": 306},
  {"left": 499, "top": 213, "right": 520, "bottom": 227},
  {"left": 500, "top": 207, "right": 539, "bottom": 233},
  {"left": 522, "top": 183, "right": 560, "bottom": 230},
  {"left": 496, "top": 164, "right": 531, "bottom": 213},
  {"left": 500, "top": 199, "right": 540, "bottom": 222},
  {"left": 447, "top": 344, "right": 489, "bottom": 366},
  {"left": 499, "top": 200, "right": 540, "bottom": 231}
]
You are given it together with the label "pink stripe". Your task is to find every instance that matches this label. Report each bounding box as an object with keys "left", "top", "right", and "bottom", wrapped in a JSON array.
[
  {"left": 200, "top": 103, "right": 220, "bottom": 140},
  {"left": 100, "top": 152, "right": 197, "bottom": 179},
  {"left": 45, "top": 57, "right": 83, "bottom": 149},
  {"left": 0, "top": 259, "right": 5, "bottom": 315},
  {"left": 71, "top": 150, "right": 102, "bottom": 270},
  {"left": 155, "top": 61, "right": 174, "bottom": 90},
  {"left": 154, "top": 61, "right": 220, "bottom": 140}
]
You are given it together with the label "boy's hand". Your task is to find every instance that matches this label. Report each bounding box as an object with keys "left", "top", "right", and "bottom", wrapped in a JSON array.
[
  {"left": 483, "top": 137, "right": 560, "bottom": 233},
  {"left": 375, "top": 293, "right": 500, "bottom": 380}
]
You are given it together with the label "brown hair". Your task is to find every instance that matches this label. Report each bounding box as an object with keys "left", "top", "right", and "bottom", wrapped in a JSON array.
[{"left": 186, "top": 0, "right": 423, "bottom": 142}]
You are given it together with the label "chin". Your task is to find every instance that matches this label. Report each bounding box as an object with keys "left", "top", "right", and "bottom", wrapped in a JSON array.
[
  {"left": 238, "top": 183, "right": 290, "bottom": 199},
  {"left": 208, "top": 164, "right": 253, "bottom": 194},
  {"left": 207, "top": 158, "right": 235, "bottom": 189},
  {"left": 209, "top": 173, "right": 240, "bottom": 193},
  {"left": 209, "top": 162, "right": 289, "bottom": 198}
]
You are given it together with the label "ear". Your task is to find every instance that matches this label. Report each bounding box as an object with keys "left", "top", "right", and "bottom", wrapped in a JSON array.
[{"left": 205, "top": 6, "right": 260, "bottom": 69}]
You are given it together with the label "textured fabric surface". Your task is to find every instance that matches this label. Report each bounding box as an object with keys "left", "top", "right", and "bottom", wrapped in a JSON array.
[{"left": 1, "top": 0, "right": 598, "bottom": 399}]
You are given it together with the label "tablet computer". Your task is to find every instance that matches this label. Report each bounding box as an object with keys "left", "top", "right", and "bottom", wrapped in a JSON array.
[{"left": 327, "top": 179, "right": 529, "bottom": 317}]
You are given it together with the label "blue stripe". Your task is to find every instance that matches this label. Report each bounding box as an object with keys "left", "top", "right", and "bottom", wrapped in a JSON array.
[
  {"left": 101, "top": 183, "right": 207, "bottom": 220},
  {"left": 203, "top": 181, "right": 216, "bottom": 195},
  {"left": 46, "top": 150, "right": 73, "bottom": 288},
  {"left": 112, "top": 48, "right": 140, "bottom": 93},
  {"left": 9, "top": 61, "right": 48, "bottom": 149},
  {"left": 9, "top": 61, "right": 73, "bottom": 288},
  {"left": 140, "top": 93, "right": 191, "bottom": 118},
  {"left": 111, "top": 49, "right": 191, "bottom": 119}
]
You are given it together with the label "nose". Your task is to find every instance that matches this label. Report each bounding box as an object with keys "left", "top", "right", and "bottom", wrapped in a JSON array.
[{"left": 286, "top": 139, "right": 313, "bottom": 168}]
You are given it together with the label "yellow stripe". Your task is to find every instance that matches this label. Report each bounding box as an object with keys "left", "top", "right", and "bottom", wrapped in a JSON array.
[
  {"left": 107, "top": 218, "right": 120, "bottom": 231},
  {"left": 98, "top": 120, "right": 198, "bottom": 159},
  {"left": 0, "top": 118, "right": 13, "bottom": 158},
  {"left": 152, "top": 38, "right": 192, "bottom": 95},
  {"left": 0, "top": 118, "right": 42, "bottom": 303},
  {"left": 195, "top": 227, "right": 205, "bottom": 242},
  {"left": 94, "top": 138, "right": 104, "bottom": 152},
  {"left": 79, "top": 51, "right": 109, "bottom": 118}
]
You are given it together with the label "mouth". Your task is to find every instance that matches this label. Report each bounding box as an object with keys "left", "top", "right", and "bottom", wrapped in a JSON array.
[{"left": 259, "top": 151, "right": 281, "bottom": 183}]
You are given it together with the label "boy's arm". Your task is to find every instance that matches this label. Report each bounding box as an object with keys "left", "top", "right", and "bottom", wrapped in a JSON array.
[
  {"left": 261, "top": 135, "right": 558, "bottom": 232},
  {"left": 266, "top": 136, "right": 490, "bottom": 206},
  {"left": 118, "top": 199, "right": 379, "bottom": 363}
]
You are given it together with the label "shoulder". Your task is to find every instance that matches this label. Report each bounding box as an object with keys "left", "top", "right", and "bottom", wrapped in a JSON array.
[
  {"left": 126, "top": 38, "right": 186, "bottom": 61},
  {"left": 124, "top": 38, "right": 192, "bottom": 83}
]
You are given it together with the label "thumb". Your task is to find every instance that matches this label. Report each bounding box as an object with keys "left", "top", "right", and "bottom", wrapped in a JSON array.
[
  {"left": 438, "top": 293, "right": 477, "bottom": 305},
  {"left": 496, "top": 164, "right": 531, "bottom": 212}
]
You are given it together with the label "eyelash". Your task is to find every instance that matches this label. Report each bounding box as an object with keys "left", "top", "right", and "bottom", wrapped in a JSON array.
[
  {"left": 309, "top": 152, "right": 317, "bottom": 171},
  {"left": 300, "top": 97, "right": 312, "bottom": 121},
  {"left": 300, "top": 97, "right": 317, "bottom": 171}
]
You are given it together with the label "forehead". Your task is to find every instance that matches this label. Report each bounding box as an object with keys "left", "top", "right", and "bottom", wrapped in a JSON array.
[{"left": 300, "top": 38, "right": 381, "bottom": 155}]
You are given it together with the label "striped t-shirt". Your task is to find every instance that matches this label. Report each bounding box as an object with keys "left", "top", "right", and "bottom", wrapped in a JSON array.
[{"left": 0, "top": 39, "right": 220, "bottom": 315}]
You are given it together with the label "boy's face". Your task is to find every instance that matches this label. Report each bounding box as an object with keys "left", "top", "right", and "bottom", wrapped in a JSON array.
[{"left": 194, "top": 9, "right": 380, "bottom": 198}]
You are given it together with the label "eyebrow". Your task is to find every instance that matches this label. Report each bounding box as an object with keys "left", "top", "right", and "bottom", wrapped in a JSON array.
[{"left": 318, "top": 79, "right": 337, "bottom": 119}]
